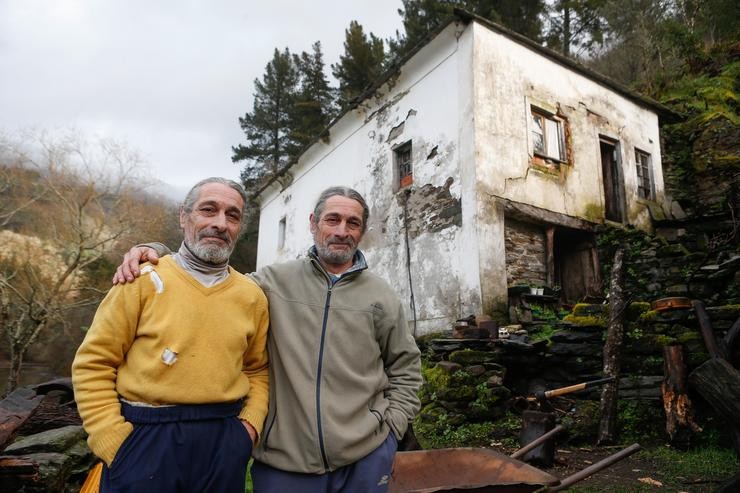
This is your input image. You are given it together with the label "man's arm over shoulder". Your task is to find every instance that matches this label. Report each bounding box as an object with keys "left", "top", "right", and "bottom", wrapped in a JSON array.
[
  {"left": 112, "top": 242, "right": 170, "bottom": 284},
  {"left": 71, "top": 283, "right": 141, "bottom": 465},
  {"left": 378, "top": 296, "right": 422, "bottom": 440}
]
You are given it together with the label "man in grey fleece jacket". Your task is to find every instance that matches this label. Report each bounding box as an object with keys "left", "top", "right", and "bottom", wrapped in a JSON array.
[{"left": 113, "top": 186, "right": 422, "bottom": 493}]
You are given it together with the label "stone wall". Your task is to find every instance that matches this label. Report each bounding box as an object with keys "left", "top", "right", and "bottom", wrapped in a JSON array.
[
  {"left": 504, "top": 219, "right": 547, "bottom": 287},
  {"left": 597, "top": 216, "right": 739, "bottom": 306},
  {"left": 418, "top": 303, "right": 739, "bottom": 442}
]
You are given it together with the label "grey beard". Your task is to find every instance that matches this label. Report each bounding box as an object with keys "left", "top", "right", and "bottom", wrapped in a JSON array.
[
  {"left": 314, "top": 242, "right": 356, "bottom": 266},
  {"left": 186, "top": 239, "right": 232, "bottom": 264}
]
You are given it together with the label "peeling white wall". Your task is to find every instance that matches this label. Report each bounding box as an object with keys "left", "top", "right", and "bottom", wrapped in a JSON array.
[
  {"left": 256, "top": 19, "right": 665, "bottom": 334},
  {"left": 470, "top": 22, "right": 664, "bottom": 311},
  {"left": 257, "top": 22, "right": 480, "bottom": 333},
  {"left": 471, "top": 23, "right": 664, "bottom": 227}
]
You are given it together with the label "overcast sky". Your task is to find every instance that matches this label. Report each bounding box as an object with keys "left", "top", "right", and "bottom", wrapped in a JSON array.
[{"left": 0, "top": 1, "right": 403, "bottom": 200}]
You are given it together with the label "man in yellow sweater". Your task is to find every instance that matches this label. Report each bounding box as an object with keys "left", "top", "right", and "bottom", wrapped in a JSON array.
[{"left": 72, "top": 177, "right": 269, "bottom": 493}]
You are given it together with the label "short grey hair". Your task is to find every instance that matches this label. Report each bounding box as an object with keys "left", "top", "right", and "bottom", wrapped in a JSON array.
[
  {"left": 182, "top": 177, "right": 248, "bottom": 227},
  {"left": 312, "top": 186, "right": 370, "bottom": 233}
]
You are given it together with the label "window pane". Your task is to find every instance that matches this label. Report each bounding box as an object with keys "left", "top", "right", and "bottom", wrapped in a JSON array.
[
  {"left": 545, "top": 118, "right": 560, "bottom": 158},
  {"left": 532, "top": 114, "right": 544, "bottom": 154}
]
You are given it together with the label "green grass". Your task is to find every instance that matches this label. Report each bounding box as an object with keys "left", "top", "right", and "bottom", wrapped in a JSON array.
[
  {"left": 644, "top": 445, "right": 738, "bottom": 480},
  {"left": 567, "top": 445, "right": 739, "bottom": 492}
]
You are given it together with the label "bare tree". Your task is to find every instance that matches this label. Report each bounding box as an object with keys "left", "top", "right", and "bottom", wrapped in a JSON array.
[{"left": 0, "top": 130, "right": 170, "bottom": 394}]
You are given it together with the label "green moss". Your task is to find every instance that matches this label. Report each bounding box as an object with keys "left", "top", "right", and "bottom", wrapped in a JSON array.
[
  {"left": 572, "top": 303, "right": 608, "bottom": 317},
  {"left": 676, "top": 331, "right": 701, "bottom": 344},
  {"left": 437, "top": 385, "right": 476, "bottom": 402},
  {"left": 563, "top": 314, "right": 607, "bottom": 327},
  {"left": 528, "top": 323, "right": 558, "bottom": 345},
  {"left": 448, "top": 349, "right": 490, "bottom": 365},
  {"left": 582, "top": 202, "right": 603, "bottom": 222},
  {"left": 422, "top": 363, "right": 450, "bottom": 389},
  {"left": 627, "top": 302, "right": 652, "bottom": 321},
  {"left": 654, "top": 334, "right": 677, "bottom": 346},
  {"left": 638, "top": 309, "right": 660, "bottom": 322}
]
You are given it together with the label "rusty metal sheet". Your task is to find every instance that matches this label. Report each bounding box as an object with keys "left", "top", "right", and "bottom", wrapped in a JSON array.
[{"left": 389, "top": 447, "right": 559, "bottom": 493}]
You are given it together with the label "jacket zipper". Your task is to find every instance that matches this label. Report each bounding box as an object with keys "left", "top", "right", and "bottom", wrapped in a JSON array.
[{"left": 316, "top": 280, "right": 332, "bottom": 471}]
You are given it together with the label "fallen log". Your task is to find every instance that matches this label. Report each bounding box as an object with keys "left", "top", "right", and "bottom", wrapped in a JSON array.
[{"left": 689, "top": 358, "right": 740, "bottom": 455}]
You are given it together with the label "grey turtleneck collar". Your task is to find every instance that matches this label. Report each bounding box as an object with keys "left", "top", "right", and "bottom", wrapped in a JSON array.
[{"left": 172, "top": 242, "right": 230, "bottom": 287}]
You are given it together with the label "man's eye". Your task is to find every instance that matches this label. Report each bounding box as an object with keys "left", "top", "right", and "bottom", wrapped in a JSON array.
[
  {"left": 324, "top": 217, "right": 340, "bottom": 225},
  {"left": 199, "top": 207, "right": 216, "bottom": 215},
  {"left": 347, "top": 220, "right": 362, "bottom": 230}
]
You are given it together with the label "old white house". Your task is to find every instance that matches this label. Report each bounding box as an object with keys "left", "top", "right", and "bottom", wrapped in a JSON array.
[{"left": 255, "top": 12, "right": 675, "bottom": 334}]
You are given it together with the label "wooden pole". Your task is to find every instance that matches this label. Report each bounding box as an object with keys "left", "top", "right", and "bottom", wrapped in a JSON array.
[{"left": 598, "top": 245, "right": 626, "bottom": 444}]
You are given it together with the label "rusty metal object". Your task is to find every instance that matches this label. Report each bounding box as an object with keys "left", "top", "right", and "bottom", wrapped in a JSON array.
[
  {"left": 545, "top": 443, "right": 641, "bottom": 492},
  {"left": 389, "top": 447, "right": 559, "bottom": 492},
  {"left": 651, "top": 297, "right": 691, "bottom": 312}
]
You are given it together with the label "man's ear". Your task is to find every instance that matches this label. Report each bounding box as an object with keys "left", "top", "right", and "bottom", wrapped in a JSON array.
[
  {"left": 179, "top": 207, "right": 187, "bottom": 230},
  {"left": 309, "top": 213, "right": 317, "bottom": 234}
]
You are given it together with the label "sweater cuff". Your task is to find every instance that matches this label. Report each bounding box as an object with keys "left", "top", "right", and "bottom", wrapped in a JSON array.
[
  {"left": 88, "top": 421, "right": 134, "bottom": 467},
  {"left": 239, "top": 407, "right": 266, "bottom": 438}
]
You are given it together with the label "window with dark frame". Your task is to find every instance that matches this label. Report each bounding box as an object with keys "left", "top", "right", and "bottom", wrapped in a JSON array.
[
  {"left": 531, "top": 108, "right": 567, "bottom": 163},
  {"left": 635, "top": 149, "right": 654, "bottom": 200},
  {"left": 395, "top": 141, "right": 413, "bottom": 188}
]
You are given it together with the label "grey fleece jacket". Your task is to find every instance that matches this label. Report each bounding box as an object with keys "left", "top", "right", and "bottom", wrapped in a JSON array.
[{"left": 250, "top": 250, "right": 422, "bottom": 474}]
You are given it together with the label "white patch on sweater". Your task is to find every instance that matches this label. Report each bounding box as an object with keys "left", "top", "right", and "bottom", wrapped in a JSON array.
[{"left": 141, "top": 265, "right": 164, "bottom": 293}]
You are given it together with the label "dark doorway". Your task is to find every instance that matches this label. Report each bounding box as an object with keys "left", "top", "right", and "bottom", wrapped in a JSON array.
[
  {"left": 600, "top": 138, "right": 624, "bottom": 223},
  {"left": 554, "top": 228, "right": 601, "bottom": 302}
]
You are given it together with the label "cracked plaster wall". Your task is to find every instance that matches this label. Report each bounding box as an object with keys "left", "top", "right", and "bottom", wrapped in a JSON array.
[
  {"left": 471, "top": 22, "right": 664, "bottom": 231},
  {"left": 470, "top": 22, "right": 665, "bottom": 309},
  {"left": 257, "top": 23, "right": 480, "bottom": 333},
  {"left": 256, "top": 20, "right": 666, "bottom": 331}
]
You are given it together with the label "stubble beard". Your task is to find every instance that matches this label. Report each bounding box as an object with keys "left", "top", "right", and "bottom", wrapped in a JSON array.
[
  {"left": 314, "top": 235, "right": 357, "bottom": 266},
  {"left": 186, "top": 230, "right": 234, "bottom": 264}
]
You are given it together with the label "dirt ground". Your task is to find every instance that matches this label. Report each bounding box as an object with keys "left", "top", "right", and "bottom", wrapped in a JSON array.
[{"left": 544, "top": 445, "right": 734, "bottom": 492}]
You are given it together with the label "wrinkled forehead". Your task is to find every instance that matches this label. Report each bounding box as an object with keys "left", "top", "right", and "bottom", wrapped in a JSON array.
[
  {"left": 319, "top": 196, "right": 364, "bottom": 219},
  {"left": 194, "top": 183, "right": 245, "bottom": 211}
]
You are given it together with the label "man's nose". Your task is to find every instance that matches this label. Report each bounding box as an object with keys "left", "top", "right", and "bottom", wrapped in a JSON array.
[
  {"left": 211, "top": 212, "right": 228, "bottom": 230},
  {"left": 332, "top": 221, "right": 351, "bottom": 236}
]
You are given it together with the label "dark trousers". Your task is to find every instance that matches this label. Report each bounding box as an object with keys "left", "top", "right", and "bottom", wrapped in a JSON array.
[
  {"left": 101, "top": 401, "right": 252, "bottom": 493},
  {"left": 251, "top": 432, "right": 397, "bottom": 493}
]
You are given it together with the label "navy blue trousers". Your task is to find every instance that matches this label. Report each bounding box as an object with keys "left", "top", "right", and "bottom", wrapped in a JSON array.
[
  {"left": 101, "top": 401, "right": 252, "bottom": 493},
  {"left": 251, "top": 432, "right": 397, "bottom": 493}
]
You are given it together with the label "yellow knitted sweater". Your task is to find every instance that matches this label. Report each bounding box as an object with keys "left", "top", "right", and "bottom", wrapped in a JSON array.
[{"left": 72, "top": 256, "right": 269, "bottom": 466}]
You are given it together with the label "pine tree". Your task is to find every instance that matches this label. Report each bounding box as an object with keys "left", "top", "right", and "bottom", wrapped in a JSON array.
[
  {"left": 545, "top": 0, "right": 607, "bottom": 58},
  {"left": 484, "top": 0, "right": 545, "bottom": 42},
  {"left": 292, "top": 41, "right": 336, "bottom": 150},
  {"left": 232, "top": 47, "right": 300, "bottom": 190},
  {"left": 388, "top": 0, "right": 453, "bottom": 57},
  {"left": 331, "top": 21, "right": 386, "bottom": 108},
  {"left": 388, "top": 0, "right": 546, "bottom": 62}
]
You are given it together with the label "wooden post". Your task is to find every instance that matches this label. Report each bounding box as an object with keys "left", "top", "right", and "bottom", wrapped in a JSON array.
[
  {"left": 598, "top": 245, "right": 626, "bottom": 444},
  {"left": 693, "top": 300, "right": 727, "bottom": 360},
  {"left": 661, "top": 344, "right": 701, "bottom": 446}
]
